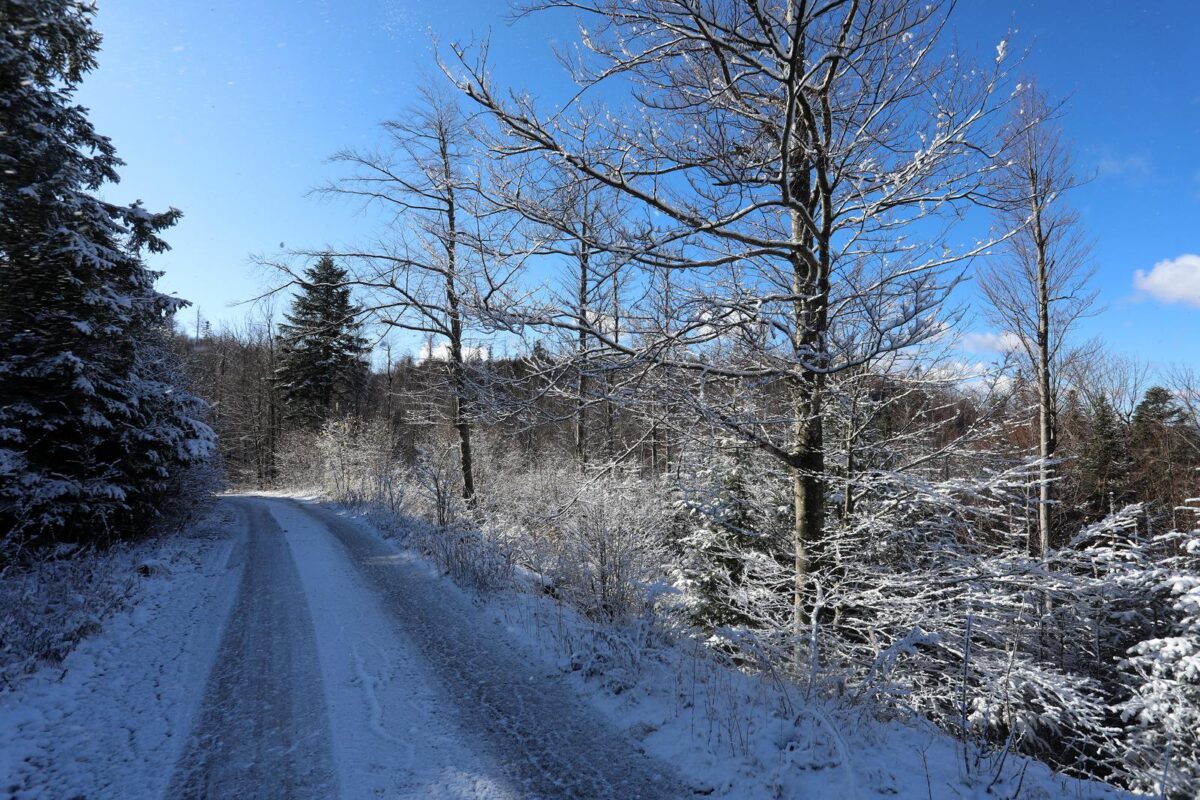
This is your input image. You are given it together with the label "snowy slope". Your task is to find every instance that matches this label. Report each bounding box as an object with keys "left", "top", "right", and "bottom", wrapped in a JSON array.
[{"left": 0, "top": 503, "right": 245, "bottom": 800}]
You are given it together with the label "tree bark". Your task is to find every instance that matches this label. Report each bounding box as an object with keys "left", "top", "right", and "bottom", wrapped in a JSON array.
[
  {"left": 441, "top": 134, "right": 476, "bottom": 507},
  {"left": 600, "top": 244, "right": 620, "bottom": 461},
  {"left": 1033, "top": 200, "right": 1054, "bottom": 556},
  {"left": 575, "top": 232, "right": 590, "bottom": 467},
  {"left": 843, "top": 387, "right": 857, "bottom": 519},
  {"left": 787, "top": 29, "right": 831, "bottom": 636}
]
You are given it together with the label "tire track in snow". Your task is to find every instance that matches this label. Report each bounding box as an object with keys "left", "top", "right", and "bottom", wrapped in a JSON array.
[
  {"left": 269, "top": 496, "right": 516, "bottom": 799},
  {"left": 288, "top": 498, "right": 684, "bottom": 800},
  {"left": 164, "top": 498, "right": 337, "bottom": 800}
]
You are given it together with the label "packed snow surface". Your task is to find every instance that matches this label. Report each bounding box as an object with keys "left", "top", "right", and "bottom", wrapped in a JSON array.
[
  {"left": 1, "top": 496, "right": 680, "bottom": 799},
  {"left": 1, "top": 495, "right": 1135, "bottom": 799}
]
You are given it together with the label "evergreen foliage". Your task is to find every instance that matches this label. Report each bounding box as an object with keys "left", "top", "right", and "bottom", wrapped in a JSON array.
[
  {"left": 679, "top": 440, "right": 790, "bottom": 629},
  {"left": 275, "top": 255, "right": 368, "bottom": 429},
  {"left": 0, "top": 0, "right": 215, "bottom": 547},
  {"left": 1130, "top": 386, "right": 1199, "bottom": 522},
  {"left": 1077, "top": 396, "right": 1131, "bottom": 516},
  {"left": 1115, "top": 499, "right": 1200, "bottom": 796}
]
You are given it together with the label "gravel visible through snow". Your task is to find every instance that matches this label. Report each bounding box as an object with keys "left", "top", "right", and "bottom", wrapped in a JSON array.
[
  {"left": 164, "top": 498, "right": 337, "bottom": 799},
  {"left": 272, "top": 496, "right": 684, "bottom": 800}
]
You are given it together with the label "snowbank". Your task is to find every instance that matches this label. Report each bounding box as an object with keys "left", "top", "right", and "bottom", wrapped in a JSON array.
[{"left": 0, "top": 503, "right": 245, "bottom": 800}]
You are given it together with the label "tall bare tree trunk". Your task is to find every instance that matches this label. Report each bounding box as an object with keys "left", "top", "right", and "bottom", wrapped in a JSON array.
[
  {"left": 789, "top": 224, "right": 828, "bottom": 635},
  {"left": 575, "top": 233, "right": 590, "bottom": 467},
  {"left": 441, "top": 136, "right": 476, "bottom": 507},
  {"left": 980, "top": 90, "right": 1094, "bottom": 557},
  {"left": 843, "top": 386, "right": 857, "bottom": 518},
  {"left": 604, "top": 268, "right": 618, "bottom": 459},
  {"left": 787, "top": 39, "right": 831, "bottom": 635},
  {"left": 266, "top": 326, "right": 277, "bottom": 485},
  {"left": 1035, "top": 201, "right": 1054, "bottom": 556},
  {"left": 450, "top": 347, "right": 475, "bottom": 506}
]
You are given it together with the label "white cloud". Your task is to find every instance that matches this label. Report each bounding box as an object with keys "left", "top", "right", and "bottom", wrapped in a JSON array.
[
  {"left": 962, "top": 330, "right": 1021, "bottom": 354},
  {"left": 1095, "top": 153, "right": 1151, "bottom": 180},
  {"left": 1134, "top": 254, "right": 1200, "bottom": 307},
  {"left": 421, "top": 342, "right": 489, "bottom": 363}
]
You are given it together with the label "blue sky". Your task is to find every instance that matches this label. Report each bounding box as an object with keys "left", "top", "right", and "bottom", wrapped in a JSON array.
[{"left": 77, "top": 1, "right": 1199, "bottom": 367}]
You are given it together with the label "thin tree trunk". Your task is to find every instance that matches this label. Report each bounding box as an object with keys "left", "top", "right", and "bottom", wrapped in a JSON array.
[
  {"left": 650, "top": 422, "right": 660, "bottom": 475},
  {"left": 440, "top": 135, "right": 476, "bottom": 507},
  {"left": 605, "top": 267, "right": 619, "bottom": 459},
  {"left": 265, "top": 325, "right": 277, "bottom": 485},
  {"left": 844, "top": 385, "right": 858, "bottom": 518},
  {"left": 575, "top": 233, "right": 590, "bottom": 467},
  {"left": 451, "top": 360, "right": 475, "bottom": 505},
  {"left": 1033, "top": 200, "right": 1054, "bottom": 556}
]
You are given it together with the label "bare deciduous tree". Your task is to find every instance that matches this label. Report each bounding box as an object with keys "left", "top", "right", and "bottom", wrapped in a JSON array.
[
  {"left": 449, "top": 0, "right": 1014, "bottom": 631},
  {"left": 297, "top": 89, "right": 523, "bottom": 509},
  {"left": 981, "top": 87, "right": 1097, "bottom": 555}
]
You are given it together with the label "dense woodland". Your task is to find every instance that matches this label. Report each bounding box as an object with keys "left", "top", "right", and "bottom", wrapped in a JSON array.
[{"left": 3, "top": 0, "right": 1200, "bottom": 796}]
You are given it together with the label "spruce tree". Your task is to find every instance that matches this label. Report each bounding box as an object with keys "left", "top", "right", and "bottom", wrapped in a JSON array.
[
  {"left": 1130, "top": 386, "right": 1186, "bottom": 511},
  {"left": 681, "top": 439, "right": 787, "bottom": 629},
  {"left": 0, "top": 0, "right": 214, "bottom": 546},
  {"left": 275, "top": 255, "right": 368, "bottom": 429},
  {"left": 1077, "top": 396, "right": 1130, "bottom": 517}
]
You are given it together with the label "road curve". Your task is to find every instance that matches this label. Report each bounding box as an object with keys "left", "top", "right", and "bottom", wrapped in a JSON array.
[{"left": 166, "top": 495, "right": 683, "bottom": 800}]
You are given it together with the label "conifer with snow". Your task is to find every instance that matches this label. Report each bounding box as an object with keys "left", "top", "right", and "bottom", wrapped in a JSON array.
[
  {"left": 0, "top": 0, "right": 215, "bottom": 547},
  {"left": 1119, "top": 494, "right": 1200, "bottom": 797},
  {"left": 678, "top": 438, "right": 790, "bottom": 630},
  {"left": 274, "top": 254, "right": 369, "bottom": 430}
]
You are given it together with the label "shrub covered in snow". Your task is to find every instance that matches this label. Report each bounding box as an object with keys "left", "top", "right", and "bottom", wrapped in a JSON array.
[{"left": 282, "top": 414, "right": 1200, "bottom": 797}]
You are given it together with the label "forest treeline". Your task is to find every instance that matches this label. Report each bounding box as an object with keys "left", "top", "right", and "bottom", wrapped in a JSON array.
[
  {"left": 181, "top": 2, "right": 1200, "bottom": 794},
  {"left": 3, "top": 0, "right": 1199, "bottom": 795}
]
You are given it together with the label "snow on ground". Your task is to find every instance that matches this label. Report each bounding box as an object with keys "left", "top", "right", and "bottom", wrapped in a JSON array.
[
  {"left": 277, "top": 497, "right": 681, "bottom": 799},
  {"left": 325, "top": 497, "right": 1139, "bottom": 800},
  {"left": 497, "top": 577, "right": 1140, "bottom": 800},
  {"left": 0, "top": 494, "right": 1141, "bottom": 799},
  {"left": 267, "top": 497, "right": 516, "bottom": 799},
  {"left": 2, "top": 495, "right": 682, "bottom": 800},
  {"left": 0, "top": 502, "right": 246, "bottom": 800},
  {"left": 165, "top": 497, "right": 338, "bottom": 799}
]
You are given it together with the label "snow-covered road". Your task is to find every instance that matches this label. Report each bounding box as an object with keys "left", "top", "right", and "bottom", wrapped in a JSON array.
[
  {"left": 170, "top": 495, "right": 682, "bottom": 800},
  {"left": 2, "top": 496, "right": 1142, "bottom": 800},
  {"left": 165, "top": 498, "right": 337, "bottom": 799}
]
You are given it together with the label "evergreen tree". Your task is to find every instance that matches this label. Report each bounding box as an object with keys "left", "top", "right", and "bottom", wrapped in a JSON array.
[
  {"left": 275, "top": 255, "right": 368, "bottom": 429},
  {"left": 0, "top": 0, "right": 214, "bottom": 546},
  {"left": 1130, "top": 386, "right": 1191, "bottom": 514},
  {"left": 680, "top": 439, "right": 788, "bottom": 629},
  {"left": 1120, "top": 500, "right": 1200, "bottom": 797},
  {"left": 1133, "top": 386, "right": 1184, "bottom": 431},
  {"left": 1076, "top": 396, "right": 1131, "bottom": 517}
]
